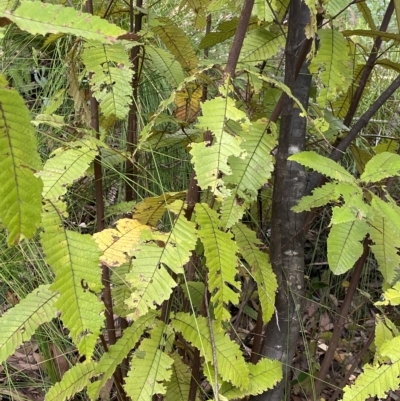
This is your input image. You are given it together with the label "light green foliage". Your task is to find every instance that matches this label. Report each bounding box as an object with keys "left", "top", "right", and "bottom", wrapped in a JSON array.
[
  {"left": 124, "top": 322, "right": 174, "bottom": 400},
  {"left": 309, "top": 29, "right": 352, "bottom": 107},
  {"left": 253, "top": 0, "right": 276, "bottom": 22},
  {"left": 146, "top": 46, "right": 185, "bottom": 88},
  {"left": 221, "top": 119, "right": 277, "bottom": 227},
  {"left": 151, "top": 17, "right": 199, "bottom": 70},
  {"left": 45, "top": 362, "right": 97, "bottom": 401},
  {"left": 87, "top": 311, "right": 157, "bottom": 400},
  {"left": 292, "top": 182, "right": 340, "bottom": 212},
  {"left": 0, "top": 75, "right": 42, "bottom": 245},
  {"left": 82, "top": 41, "right": 134, "bottom": 119},
  {"left": 289, "top": 151, "right": 356, "bottom": 183},
  {"left": 172, "top": 312, "right": 250, "bottom": 389},
  {"left": 0, "top": 285, "right": 58, "bottom": 364},
  {"left": 195, "top": 203, "right": 240, "bottom": 321},
  {"left": 180, "top": 281, "right": 205, "bottom": 311},
  {"left": 199, "top": 18, "right": 239, "bottom": 49},
  {"left": 327, "top": 219, "right": 369, "bottom": 275},
  {"left": 325, "top": 0, "right": 350, "bottom": 17},
  {"left": 376, "top": 282, "right": 400, "bottom": 306},
  {"left": 232, "top": 223, "right": 277, "bottom": 323},
  {"left": 1, "top": 1, "right": 125, "bottom": 43},
  {"left": 41, "top": 204, "right": 104, "bottom": 359},
  {"left": 342, "top": 29, "right": 400, "bottom": 42},
  {"left": 165, "top": 352, "right": 193, "bottom": 401},
  {"left": 37, "top": 138, "right": 99, "bottom": 204},
  {"left": 125, "top": 201, "right": 197, "bottom": 318},
  {"left": 220, "top": 359, "right": 283, "bottom": 399},
  {"left": 375, "top": 316, "right": 398, "bottom": 355},
  {"left": 361, "top": 152, "right": 400, "bottom": 183},
  {"left": 356, "top": 0, "right": 377, "bottom": 30},
  {"left": 240, "top": 28, "right": 284, "bottom": 63},
  {"left": 191, "top": 87, "right": 247, "bottom": 200}
]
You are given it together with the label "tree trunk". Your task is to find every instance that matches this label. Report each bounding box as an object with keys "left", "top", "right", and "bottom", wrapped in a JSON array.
[{"left": 251, "top": 1, "right": 311, "bottom": 400}]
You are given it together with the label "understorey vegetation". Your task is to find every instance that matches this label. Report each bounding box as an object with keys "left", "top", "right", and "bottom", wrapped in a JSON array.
[{"left": 1, "top": 1, "right": 400, "bottom": 401}]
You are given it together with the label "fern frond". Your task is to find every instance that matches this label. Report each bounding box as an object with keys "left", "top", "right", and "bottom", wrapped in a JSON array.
[
  {"left": 83, "top": 40, "right": 133, "bottom": 119},
  {"left": 151, "top": 17, "right": 199, "bottom": 70},
  {"left": 45, "top": 362, "right": 97, "bottom": 401},
  {"left": 41, "top": 202, "right": 104, "bottom": 359},
  {"left": 220, "top": 358, "right": 282, "bottom": 399},
  {"left": 165, "top": 352, "right": 192, "bottom": 401},
  {"left": 146, "top": 45, "right": 185, "bottom": 88},
  {"left": 289, "top": 151, "right": 356, "bottom": 183},
  {"left": 94, "top": 218, "right": 151, "bottom": 267},
  {"left": 327, "top": 219, "right": 369, "bottom": 275},
  {"left": 37, "top": 138, "right": 99, "bottom": 203},
  {"left": 191, "top": 94, "right": 247, "bottom": 200},
  {"left": 124, "top": 322, "right": 174, "bottom": 400},
  {"left": 0, "top": 285, "right": 58, "bottom": 363},
  {"left": 195, "top": 203, "right": 240, "bottom": 321},
  {"left": 172, "top": 312, "right": 250, "bottom": 389},
  {"left": 361, "top": 152, "right": 400, "bottom": 183},
  {"left": 240, "top": 28, "right": 284, "bottom": 63},
  {"left": 221, "top": 119, "right": 277, "bottom": 227},
  {"left": 1, "top": 1, "right": 125, "bottom": 43},
  {"left": 133, "top": 192, "right": 186, "bottom": 226},
  {"left": 0, "top": 75, "right": 42, "bottom": 245},
  {"left": 87, "top": 311, "right": 157, "bottom": 400},
  {"left": 309, "top": 29, "right": 352, "bottom": 107},
  {"left": 232, "top": 223, "right": 277, "bottom": 323}
]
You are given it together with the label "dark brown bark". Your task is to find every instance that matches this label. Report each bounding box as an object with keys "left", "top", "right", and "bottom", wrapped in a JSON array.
[{"left": 250, "top": 1, "right": 311, "bottom": 400}]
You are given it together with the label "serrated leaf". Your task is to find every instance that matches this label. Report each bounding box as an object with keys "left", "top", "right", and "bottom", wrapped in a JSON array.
[
  {"left": 180, "top": 281, "right": 205, "bottom": 311},
  {"left": 87, "top": 311, "right": 157, "bottom": 400},
  {"left": 376, "top": 282, "right": 400, "bottom": 306},
  {"left": 45, "top": 362, "right": 97, "bottom": 401},
  {"left": 327, "top": 219, "right": 369, "bottom": 275},
  {"left": 195, "top": 203, "right": 240, "bottom": 320},
  {"left": 94, "top": 218, "right": 151, "bottom": 267},
  {"left": 356, "top": 1, "right": 376, "bottom": 31},
  {"left": 41, "top": 203, "right": 104, "bottom": 359},
  {"left": 0, "top": 285, "right": 58, "bottom": 364},
  {"left": 289, "top": 151, "right": 356, "bottom": 183},
  {"left": 309, "top": 29, "right": 352, "bottom": 107},
  {"left": 165, "top": 352, "right": 193, "bottom": 401},
  {"left": 199, "top": 18, "right": 238, "bottom": 49},
  {"left": 220, "top": 358, "right": 282, "bottom": 399},
  {"left": 83, "top": 40, "right": 133, "bottom": 119},
  {"left": 1, "top": 1, "right": 126, "bottom": 43},
  {"left": 232, "top": 223, "right": 277, "bottom": 323},
  {"left": 361, "top": 152, "right": 400, "bottom": 183},
  {"left": 172, "top": 312, "right": 250, "bottom": 389},
  {"left": 0, "top": 76, "right": 42, "bottom": 245},
  {"left": 124, "top": 322, "right": 174, "bottom": 400},
  {"left": 292, "top": 182, "right": 339, "bottom": 212},
  {"left": 146, "top": 45, "right": 185, "bottom": 88}
]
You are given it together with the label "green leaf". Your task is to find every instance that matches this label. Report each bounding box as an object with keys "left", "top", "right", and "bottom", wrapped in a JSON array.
[
  {"left": 342, "top": 29, "right": 400, "bottom": 42},
  {"left": 41, "top": 202, "right": 104, "bottom": 359},
  {"left": 220, "top": 359, "right": 282, "bottom": 399},
  {"left": 146, "top": 45, "right": 185, "bottom": 88},
  {"left": 361, "top": 152, "right": 400, "bottom": 183},
  {"left": 195, "top": 203, "right": 240, "bottom": 321},
  {"left": 45, "top": 362, "right": 97, "bottom": 401},
  {"left": 124, "top": 322, "right": 174, "bottom": 400},
  {"left": 1, "top": 1, "right": 126, "bottom": 43},
  {"left": 37, "top": 138, "right": 98, "bottom": 203},
  {"left": 327, "top": 219, "right": 369, "bottom": 275},
  {"left": 87, "top": 311, "right": 157, "bottom": 400},
  {"left": 180, "top": 281, "right": 205, "bottom": 311},
  {"left": 309, "top": 29, "right": 352, "bottom": 107},
  {"left": 199, "top": 18, "right": 238, "bottom": 49},
  {"left": 172, "top": 312, "right": 250, "bottom": 389},
  {"left": 370, "top": 194, "right": 400, "bottom": 237},
  {"left": 0, "top": 75, "right": 42, "bottom": 245},
  {"left": 356, "top": 1, "right": 376, "bottom": 31},
  {"left": 376, "top": 282, "right": 400, "bottom": 306},
  {"left": 83, "top": 41, "right": 134, "bottom": 119},
  {"left": 232, "top": 223, "right": 277, "bottom": 324},
  {"left": 0, "top": 285, "right": 58, "bottom": 364},
  {"left": 289, "top": 151, "right": 356, "bottom": 183},
  {"left": 165, "top": 352, "right": 193, "bottom": 401},
  {"left": 292, "top": 182, "right": 339, "bottom": 212},
  {"left": 221, "top": 119, "right": 277, "bottom": 228},
  {"left": 190, "top": 94, "right": 247, "bottom": 200},
  {"left": 151, "top": 17, "right": 199, "bottom": 70},
  {"left": 240, "top": 28, "right": 284, "bottom": 63}
]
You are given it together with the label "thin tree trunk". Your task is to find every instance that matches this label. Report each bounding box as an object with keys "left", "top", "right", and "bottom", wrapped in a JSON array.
[{"left": 251, "top": 1, "right": 311, "bottom": 400}]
